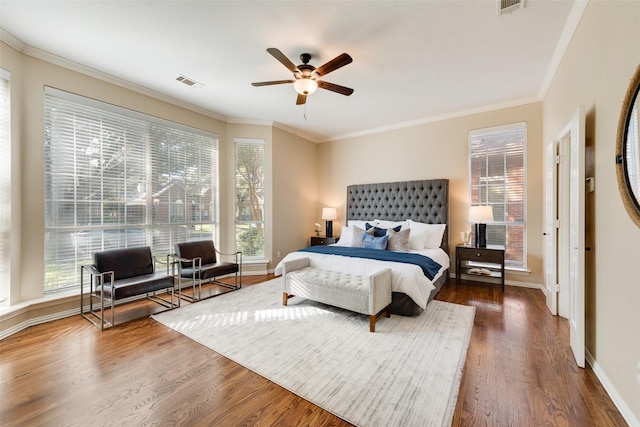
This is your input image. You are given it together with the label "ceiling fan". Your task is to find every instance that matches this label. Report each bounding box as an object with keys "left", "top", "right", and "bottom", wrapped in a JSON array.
[{"left": 251, "top": 48, "right": 354, "bottom": 105}]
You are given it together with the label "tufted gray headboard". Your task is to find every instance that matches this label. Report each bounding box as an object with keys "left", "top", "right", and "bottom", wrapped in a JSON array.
[{"left": 346, "top": 179, "right": 449, "bottom": 254}]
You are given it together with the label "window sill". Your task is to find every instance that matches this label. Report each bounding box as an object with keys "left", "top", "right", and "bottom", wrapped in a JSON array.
[
  {"left": 505, "top": 267, "right": 530, "bottom": 275},
  {"left": 0, "top": 289, "right": 79, "bottom": 319}
]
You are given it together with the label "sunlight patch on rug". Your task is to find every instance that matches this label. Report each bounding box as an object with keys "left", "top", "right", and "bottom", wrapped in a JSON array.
[{"left": 153, "top": 278, "right": 474, "bottom": 427}]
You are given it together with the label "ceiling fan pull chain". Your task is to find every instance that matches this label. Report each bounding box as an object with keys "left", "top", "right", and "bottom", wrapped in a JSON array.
[{"left": 304, "top": 103, "right": 308, "bottom": 121}]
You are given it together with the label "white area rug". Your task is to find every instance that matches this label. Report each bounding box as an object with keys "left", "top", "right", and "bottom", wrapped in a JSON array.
[{"left": 152, "top": 278, "right": 475, "bottom": 427}]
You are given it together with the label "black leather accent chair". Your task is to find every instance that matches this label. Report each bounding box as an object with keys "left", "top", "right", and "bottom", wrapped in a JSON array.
[
  {"left": 173, "top": 240, "right": 242, "bottom": 301},
  {"left": 80, "top": 246, "right": 178, "bottom": 330}
]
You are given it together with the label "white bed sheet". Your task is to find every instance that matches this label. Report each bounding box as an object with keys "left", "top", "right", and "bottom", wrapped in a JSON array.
[{"left": 274, "top": 247, "right": 450, "bottom": 310}]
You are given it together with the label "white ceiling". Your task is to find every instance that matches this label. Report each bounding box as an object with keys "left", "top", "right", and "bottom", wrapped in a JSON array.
[{"left": 0, "top": 0, "right": 579, "bottom": 142}]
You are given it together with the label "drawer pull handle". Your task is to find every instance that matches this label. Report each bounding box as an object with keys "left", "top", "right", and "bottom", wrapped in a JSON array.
[{"left": 476, "top": 253, "right": 481, "bottom": 257}]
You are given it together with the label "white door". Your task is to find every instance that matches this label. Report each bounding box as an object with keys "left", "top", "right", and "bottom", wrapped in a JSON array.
[
  {"left": 543, "top": 141, "right": 558, "bottom": 315},
  {"left": 568, "top": 106, "right": 586, "bottom": 368},
  {"left": 543, "top": 107, "right": 586, "bottom": 368}
]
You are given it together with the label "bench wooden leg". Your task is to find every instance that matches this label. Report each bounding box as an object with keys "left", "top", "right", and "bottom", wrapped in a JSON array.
[
  {"left": 283, "top": 292, "right": 290, "bottom": 306},
  {"left": 369, "top": 304, "right": 392, "bottom": 332}
]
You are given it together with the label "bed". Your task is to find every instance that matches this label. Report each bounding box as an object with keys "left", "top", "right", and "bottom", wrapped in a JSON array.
[{"left": 275, "top": 179, "right": 450, "bottom": 316}]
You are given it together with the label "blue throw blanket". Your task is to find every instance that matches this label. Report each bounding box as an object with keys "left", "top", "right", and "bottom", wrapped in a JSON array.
[{"left": 299, "top": 246, "right": 442, "bottom": 281}]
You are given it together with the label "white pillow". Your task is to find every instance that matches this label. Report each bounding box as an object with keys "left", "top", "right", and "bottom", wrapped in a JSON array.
[
  {"left": 408, "top": 227, "right": 429, "bottom": 250},
  {"left": 406, "top": 220, "right": 446, "bottom": 249},
  {"left": 334, "top": 226, "right": 352, "bottom": 246},
  {"left": 334, "top": 225, "right": 365, "bottom": 247}
]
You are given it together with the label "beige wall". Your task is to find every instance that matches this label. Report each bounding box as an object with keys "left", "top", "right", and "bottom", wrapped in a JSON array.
[
  {"left": 318, "top": 102, "right": 543, "bottom": 285},
  {"left": 272, "top": 126, "right": 319, "bottom": 266},
  {"left": 542, "top": 1, "right": 640, "bottom": 421}
]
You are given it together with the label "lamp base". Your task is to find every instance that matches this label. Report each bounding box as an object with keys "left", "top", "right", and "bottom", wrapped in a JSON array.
[
  {"left": 325, "top": 221, "right": 333, "bottom": 238},
  {"left": 475, "top": 223, "right": 487, "bottom": 248}
]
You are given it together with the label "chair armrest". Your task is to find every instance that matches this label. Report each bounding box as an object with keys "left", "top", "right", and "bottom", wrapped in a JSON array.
[
  {"left": 153, "top": 255, "right": 171, "bottom": 265},
  {"left": 168, "top": 253, "right": 202, "bottom": 270},
  {"left": 214, "top": 247, "right": 242, "bottom": 264},
  {"left": 154, "top": 255, "right": 178, "bottom": 275},
  {"left": 80, "top": 264, "right": 114, "bottom": 287},
  {"left": 81, "top": 264, "right": 101, "bottom": 276}
]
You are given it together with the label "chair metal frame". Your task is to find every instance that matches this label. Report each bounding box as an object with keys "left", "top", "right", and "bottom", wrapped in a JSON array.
[
  {"left": 80, "top": 255, "right": 180, "bottom": 330},
  {"left": 171, "top": 246, "right": 242, "bottom": 302}
]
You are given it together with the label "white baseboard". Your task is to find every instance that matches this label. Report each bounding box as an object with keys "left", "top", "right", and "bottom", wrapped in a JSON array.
[
  {"left": 0, "top": 307, "right": 80, "bottom": 341},
  {"left": 586, "top": 349, "right": 640, "bottom": 427}
]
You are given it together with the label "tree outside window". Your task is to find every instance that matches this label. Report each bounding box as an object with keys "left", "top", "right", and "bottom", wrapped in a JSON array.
[{"left": 235, "top": 139, "right": 265, "bottom": 258}]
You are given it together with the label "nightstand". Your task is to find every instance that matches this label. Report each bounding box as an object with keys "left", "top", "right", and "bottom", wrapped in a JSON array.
[
  {"left": 456, "top": 245, "right": 505, "bottom": 291},
  {"left": 310, "top": 236, "right": 338, "bottom": 246}
]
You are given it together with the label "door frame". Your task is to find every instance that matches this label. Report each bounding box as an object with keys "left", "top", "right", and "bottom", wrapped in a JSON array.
[{"left": 543, "top": 106, "right": 585, "bottom": 368}]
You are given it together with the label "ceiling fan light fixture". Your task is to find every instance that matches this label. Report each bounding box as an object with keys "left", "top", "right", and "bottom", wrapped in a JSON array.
[{"left": 293, "top": 78, "right": 318, "bottom": 95}]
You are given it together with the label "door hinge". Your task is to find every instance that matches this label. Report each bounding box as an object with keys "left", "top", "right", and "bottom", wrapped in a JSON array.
[
  {"left": 554, "top": 219, "right": 561, "bottom": 228},
  {"left": 555, "top": 154, "right": 562, "bottom": 164},
  {"left": 555, "top": 284, "right": 560, "bottom": 292}
]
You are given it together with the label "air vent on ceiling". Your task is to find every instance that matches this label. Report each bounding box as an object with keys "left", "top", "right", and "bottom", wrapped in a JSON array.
[
  {"left": 176, "top": 75, "right": 204, "bottom": 88},
  {"left": 498, "top": 0, "right": 524, "bottom": 15}
]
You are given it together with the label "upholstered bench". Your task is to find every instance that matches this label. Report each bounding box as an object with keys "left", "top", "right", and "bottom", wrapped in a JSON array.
[
  {"left": 282, "top": 257, "right": 392, "bottom": 332},
  {"left": 80, "top": 247, "right": 179, "bottom": 330}
]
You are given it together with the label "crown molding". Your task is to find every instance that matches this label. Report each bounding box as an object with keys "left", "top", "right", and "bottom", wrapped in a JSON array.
[
  {"left": 324, "top": 95, "right": 541, "bottom": 143},
  {"left": 0, "top": 28, "right": 25, "bottom": 51}
]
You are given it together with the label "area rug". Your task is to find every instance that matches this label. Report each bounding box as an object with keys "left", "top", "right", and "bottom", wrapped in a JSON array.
[{"left": 152, "top": 278, "right": 475, "bottom": 427}]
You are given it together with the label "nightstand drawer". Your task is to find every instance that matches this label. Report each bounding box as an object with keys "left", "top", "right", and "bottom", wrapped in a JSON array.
[
  {"left": 456, "top": 247, "right": 503, "bottom": 264},
  {"left": 310, "top": 236, "right": 338, "bottom": 246}
]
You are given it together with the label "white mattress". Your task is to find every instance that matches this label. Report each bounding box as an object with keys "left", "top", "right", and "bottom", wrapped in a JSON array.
[{"left": 274, "top": 247, "right": 449, "bottom": 310}]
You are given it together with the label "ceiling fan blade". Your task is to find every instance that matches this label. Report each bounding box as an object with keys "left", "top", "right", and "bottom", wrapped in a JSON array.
[
  {"left": 251, "top": 80, "right": 295, "bottom": 87},
  {"left": 296, "top": 93, "right": 307, "bottom": 105},
  {"left": 266, "top": 48, "right": 299, "bottom": 73},
  {"left": 315, "top": 53, "right": 353, "bottom": 77},
  {"left": 317, "top": 80, "right": 354, "bottom": 96}
]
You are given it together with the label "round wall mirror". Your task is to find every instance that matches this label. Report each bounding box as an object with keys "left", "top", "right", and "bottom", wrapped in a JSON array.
[{"left": 616, "top": 64, "right": 640, "bottom": 227}]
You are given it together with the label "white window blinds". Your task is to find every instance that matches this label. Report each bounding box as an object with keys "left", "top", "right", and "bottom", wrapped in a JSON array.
[
  {"left": 44, "top": 87, "right": 218, "bottom": 292},
  {"left": 235, "top": 138, "right": 265, "bottom": 258},
  {"left": 469, "top": 122, "right": 527, "bottom": 269},
  {"left": 0, "top": 69, "right": 11, "bottom": 305}
]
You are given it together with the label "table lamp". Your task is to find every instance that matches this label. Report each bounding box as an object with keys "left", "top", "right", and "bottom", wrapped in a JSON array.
[
  {"left": 469, "top": 205, "right": 493, "bottom": 248},
  {"left": 322, "top": 207, "right": 337, "bottom": 238}
]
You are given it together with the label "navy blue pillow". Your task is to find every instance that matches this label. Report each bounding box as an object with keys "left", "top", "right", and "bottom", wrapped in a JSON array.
[
  {"left": 362, "top": 233, "right": 389, "bottom": 250},
  {"left": 365, "top": 222, "right": 401, "bottom": 237}
]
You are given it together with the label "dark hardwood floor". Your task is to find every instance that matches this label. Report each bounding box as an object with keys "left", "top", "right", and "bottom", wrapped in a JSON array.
[{"left": 0, "top": 276, "right": 627, "bottom": 426}]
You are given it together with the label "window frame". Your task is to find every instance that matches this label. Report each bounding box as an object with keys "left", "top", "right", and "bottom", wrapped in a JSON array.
[
  {"left": 234, "top": 138, "right": 265, "bottom": 260},
  {"left": 468, "top": 122, "right": 527, "bottom": 270}
]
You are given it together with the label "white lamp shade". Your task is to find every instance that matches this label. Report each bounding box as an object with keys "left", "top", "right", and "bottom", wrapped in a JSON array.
[
  {"left": 322, "top": 207, "right": 337, "bottom": 220},
  {"left": 293, "top": 78, "right": 318, "bottom": 95},
  {"left": 469, "top": 205, "right": 494, "bottom": 223}
]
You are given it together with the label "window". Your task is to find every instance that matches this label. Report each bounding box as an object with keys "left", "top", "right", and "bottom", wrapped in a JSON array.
[
  {"left": 44, "top": 87, "right": 218, "bottom": 293},
  {"left": 235, "top": 138, "right": 265, "bottom": 258},
  {"left": 469, "top": 122, "right": 527, "bottom": 269},
  {"left": 0, "top": 69, "right": 10, "bottom": 305}
]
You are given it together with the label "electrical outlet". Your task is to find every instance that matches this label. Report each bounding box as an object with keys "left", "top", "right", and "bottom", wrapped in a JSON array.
[{"left": 277, "top": 251, "right": 281, "bottom": 258}]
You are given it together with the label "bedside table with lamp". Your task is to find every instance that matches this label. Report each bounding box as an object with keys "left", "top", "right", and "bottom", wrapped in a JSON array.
[{"left": 456, "top": 205, "right": 505, "bottom": 291}]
